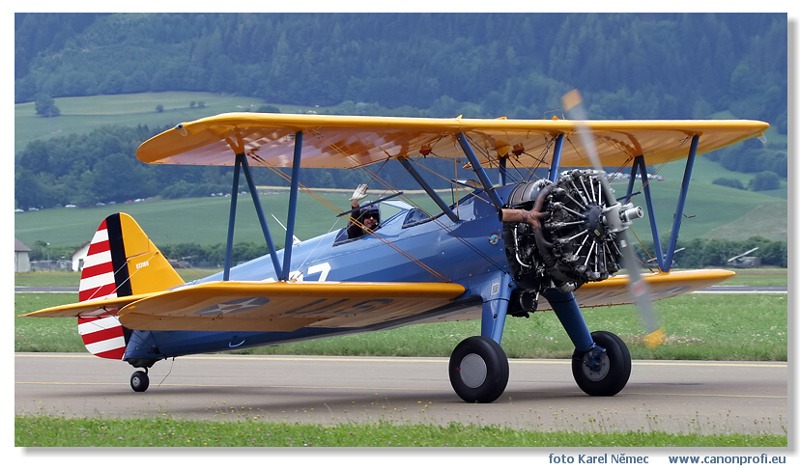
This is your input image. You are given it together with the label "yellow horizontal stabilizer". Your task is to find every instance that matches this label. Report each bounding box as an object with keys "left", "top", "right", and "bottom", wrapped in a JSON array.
[
  {"left": 118, "top": 280, "right": 466, "bottom": 332},
  {"left": 136, "top": 113, "right": 769, "bottom": 170},
  {"left": 20, "top": 293, "right": 154, "bottom": 318}
]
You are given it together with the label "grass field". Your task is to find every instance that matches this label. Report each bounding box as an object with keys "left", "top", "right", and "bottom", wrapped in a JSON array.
[
  {"left": 15, "top": 416, "right": 786, "bottom": 447},
  {"left": 14, "top": 92, "right": 330, "bottom": 151},
  {"left": 14, "top": 187, "right": 453, "bottom": 247}
]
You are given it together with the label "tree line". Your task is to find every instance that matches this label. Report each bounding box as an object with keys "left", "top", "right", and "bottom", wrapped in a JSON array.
[{"left": 15, "top": 13, "right": 787, "bottom": 128}]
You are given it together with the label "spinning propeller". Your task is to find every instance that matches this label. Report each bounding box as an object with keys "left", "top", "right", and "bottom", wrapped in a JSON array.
[{"left": 561, "top": 90, "right": 666, "bottom": 348}]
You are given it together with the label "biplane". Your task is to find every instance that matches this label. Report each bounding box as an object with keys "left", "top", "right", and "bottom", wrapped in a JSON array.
[{"left": 22, "top": 95, "right": 769, "bottom": 403}]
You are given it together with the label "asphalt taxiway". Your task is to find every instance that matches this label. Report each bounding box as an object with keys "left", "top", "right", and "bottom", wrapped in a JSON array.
[{"left": 15, "top": 352, "right": 788, "bottom": 435}]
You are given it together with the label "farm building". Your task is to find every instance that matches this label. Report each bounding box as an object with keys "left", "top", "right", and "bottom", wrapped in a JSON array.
[
  {"left": 15, "top": 239, "right": 31, "bottom": 272},
  {"left": 71, "top": 241, "right": 91, "bottom": 271}
]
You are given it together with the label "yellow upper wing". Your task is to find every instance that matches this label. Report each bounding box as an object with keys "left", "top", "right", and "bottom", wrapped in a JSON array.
[
  {"left": 136, "top": 113, "right": 769, "bottom": 169},
  {"left": 117, "top": 280, "right": 467, "bottom": 332}
]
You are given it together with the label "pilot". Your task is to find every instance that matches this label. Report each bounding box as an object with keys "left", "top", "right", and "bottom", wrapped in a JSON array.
[{"left": 347, "top": 183, "right": 380, "bottom": 239}]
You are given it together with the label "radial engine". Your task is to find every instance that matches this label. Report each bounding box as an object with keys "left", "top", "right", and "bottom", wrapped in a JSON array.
[{"left": 500, "top": 169, "right": 643, "bottom": 314}]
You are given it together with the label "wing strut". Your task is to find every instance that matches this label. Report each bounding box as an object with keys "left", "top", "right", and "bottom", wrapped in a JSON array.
[
  {"left": 397, "top": 157, "right": 459, "bottom": 222},
  {"left": 223, "top": 154, "right": 243, "bottom": 280},
  {"left": 225, "top": 153, "right": 283, "bottom": 280},
  {"left": 664, "top": 135, "right": 700, "bottom": 271},
  {"left": 456, "top": 133, "right": 503, "bottom": 207},
  {"left": 281, "top": 131, "right": 304, "bottom": 280},
  {"left": 625, "top": 155, "right": 664, "bottom": 270},
  {"left": 548, "top": 133, "right": 566, "bottom": 182},
  {"left": 622, "top": 135, "right": 700, "bottom": 273},
  {"left": 223, "top": 132, "right": 305, "bottom": 281}
]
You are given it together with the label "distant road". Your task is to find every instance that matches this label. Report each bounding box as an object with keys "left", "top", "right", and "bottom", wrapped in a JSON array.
[
  {"left": 15, "top": 286, "right": 77, "bottom": 293},
  {"left": 695, "top": 285, "right": 787, "bottom": 294}
]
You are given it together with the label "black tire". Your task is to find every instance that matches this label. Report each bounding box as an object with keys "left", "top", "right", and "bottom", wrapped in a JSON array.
[
  {"left": 449, "top": 336, "right": 509, "bottom": 403},
  {"left": 130, "top": 370, "right": 150, "bottom": 393},
  {"left": 572, "top": 331, "right": 631, "bottom": 396}
]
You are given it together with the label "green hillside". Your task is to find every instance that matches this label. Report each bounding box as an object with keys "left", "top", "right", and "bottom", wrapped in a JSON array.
[
  {"left": 14, "top": 92, "right": 320, "bottom": 151},
  {"left": 13, "top": 189, "right": 443, "bottom": 248},
  {"left": 14, "top": 170, "right": 787, "bottom": 250},
  {"left": 633, "top": 158, "right": 787, "bottom": 243}
]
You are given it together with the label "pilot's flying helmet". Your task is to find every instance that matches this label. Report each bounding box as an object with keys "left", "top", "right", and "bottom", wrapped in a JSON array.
[{"left": 360, "top": 203, "right": 380, "bottom": 222}]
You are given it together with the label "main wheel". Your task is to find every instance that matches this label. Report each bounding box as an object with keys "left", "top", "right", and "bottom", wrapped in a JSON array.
[
  {"left": 449, "top": 336, "right": 509, "bottom": 403},
  {"left": 130, "top": 370, "right": 150, "bottom": 392},
  {"left": 572, "top": 331, "right": 631, "bottom": 396}
]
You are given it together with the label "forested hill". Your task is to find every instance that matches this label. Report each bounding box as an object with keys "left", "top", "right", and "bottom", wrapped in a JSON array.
[{"left": 15, "top": 13, "right": 786, "bottom": 126}]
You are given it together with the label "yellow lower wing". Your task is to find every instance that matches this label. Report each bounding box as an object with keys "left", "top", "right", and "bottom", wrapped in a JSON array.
[
  {"left": 23, "top": 271, "right": 728, "bottom": 327},
  {"left": 572, "top": 268, "right": 735, "bottom": 309},
  {"left": 118, "top": 281, "right": 466, "bottom": 332}
]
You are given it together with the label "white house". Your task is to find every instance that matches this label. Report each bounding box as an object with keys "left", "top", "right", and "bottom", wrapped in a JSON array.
[
  {"left": 15, "top": 239, "right": 31, "bottom": 273},
  {"left": 71, "top": 240, "right": 91, "bottom": 272}
]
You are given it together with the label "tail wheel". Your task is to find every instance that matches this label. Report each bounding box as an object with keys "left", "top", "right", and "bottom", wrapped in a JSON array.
[
  {"left": 130, "top": 369, "right": 150, "bottom": 393},
  {"left": 449, "top": 336, "right": 509, "bottom": 403},
  {"left": 572, "top": 331, "right": 631, "bottom": 396}
]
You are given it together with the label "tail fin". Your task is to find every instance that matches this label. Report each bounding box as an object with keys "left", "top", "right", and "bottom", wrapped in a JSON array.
[{"left": 78, "top": 212, "right": 183, "bottom": 359}]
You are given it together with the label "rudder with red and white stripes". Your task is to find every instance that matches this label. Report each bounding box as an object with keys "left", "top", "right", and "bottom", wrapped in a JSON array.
[{"left": 77, "top": 213, "right": 183, "bottom": 360}]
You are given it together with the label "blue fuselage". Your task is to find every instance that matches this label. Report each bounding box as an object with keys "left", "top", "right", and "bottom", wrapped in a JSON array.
[{"left": 124, "top": 186, "right": 516, "bottom": 361}]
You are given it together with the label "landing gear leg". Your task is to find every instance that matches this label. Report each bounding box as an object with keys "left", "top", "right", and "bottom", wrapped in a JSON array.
[
  {"left": 449, "top": 273, "right": 513, "bottom": 403},
  {"left": 130, "top": 368, "right": 150, "bottom": 392},
  {"left": 544, "top": 289, "right": 631, "bottom": 396}
]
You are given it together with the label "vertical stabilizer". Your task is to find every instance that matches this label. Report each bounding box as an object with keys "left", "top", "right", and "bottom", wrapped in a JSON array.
[{"left": 77, "top": 213, "right": 183, "bottom": 359}]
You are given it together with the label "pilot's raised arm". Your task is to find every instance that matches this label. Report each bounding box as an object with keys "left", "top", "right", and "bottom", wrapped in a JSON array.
[{"left": 347, "top": 184, "right": 379, "bottom": 239}]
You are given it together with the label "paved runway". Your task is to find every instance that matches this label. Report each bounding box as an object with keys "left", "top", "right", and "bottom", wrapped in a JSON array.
[{"left": 15, "top": 352, "right": 788, "bottom": 435}]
